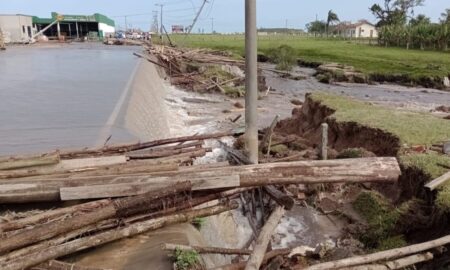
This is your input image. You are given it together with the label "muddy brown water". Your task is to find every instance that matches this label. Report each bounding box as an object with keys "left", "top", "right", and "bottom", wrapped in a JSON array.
[{"left": 0, "top": 43, "right": 141, "bottom": 155}]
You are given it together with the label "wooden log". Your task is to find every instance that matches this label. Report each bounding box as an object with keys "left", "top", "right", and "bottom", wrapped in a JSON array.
[
  {"left": 1, "top": 202, "right": 238, "bottom": 270},
  {"left": 32, "top": 260, "right": 110, "bottom": 270},
  {"left": 306, "top": 235, "right": 450, "bottom": 270},
  {"left": 0, "top": 157, "right": 401, "bottom": 203},
  {"left": 245, "top": 206, "right": 285, "bottom": 270},
  {"left": 0, "top": 182, "right": 192, "bottom": 254},
  {"left": 0, "top": 156, "right": 127, "bottom": 179},
  {"left": 425, "top": 171, "right": 450, "bottom": 191},
  {"left": 0, "top": 199, "right": 111, "bottom": 233},
  {"left": 341, "top": 252, "right": 433, "bottom": 270},
  {"left": 127, "top": 141, "right": 203, "bottom": 156},
  {"left": 0, "top": 152, "right": 60, "bottom": 171},
  {"left": 59, "top": 174, "right": 239, "bottom": 200},
  {"left": 0, "top": 161, "right": 178, "bottom": 180},
  {"left": 264, "top": 186, "right": 295, "bottom": 210},
  {"left": 162, "top": 243, "right": 252, "bottom": 255},
  {"left": 127, "top": 147, "right": 211, "bottom": 160},
  {"left": 0, "top": 188, "right": 248, "bottom": 265}
]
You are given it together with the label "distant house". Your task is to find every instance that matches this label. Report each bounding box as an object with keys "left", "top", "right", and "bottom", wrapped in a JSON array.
[
  {"left": 172, "top": 25, "right": 184, "bottom": 34},
  {"left": 335, "top": 20, "right": 378, "bottom": 38}
]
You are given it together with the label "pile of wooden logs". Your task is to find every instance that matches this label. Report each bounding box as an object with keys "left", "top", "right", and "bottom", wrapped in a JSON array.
[{"left": 0, "top": 129, "right": 405, "bottom": 269}]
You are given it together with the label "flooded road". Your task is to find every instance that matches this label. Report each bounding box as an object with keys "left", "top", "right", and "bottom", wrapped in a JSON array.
[{"left": 0, "top": 43, "right": 139, "bottom": 155}]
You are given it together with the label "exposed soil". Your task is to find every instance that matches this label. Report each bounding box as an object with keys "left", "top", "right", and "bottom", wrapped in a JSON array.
[{"left": 276, "top": 94, "right": 401, "bottom": 156}]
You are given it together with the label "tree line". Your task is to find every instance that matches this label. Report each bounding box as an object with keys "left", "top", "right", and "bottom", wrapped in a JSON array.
[
  {"left": 372, "top": 0, "right": 449, "bottom": 50},
  {"left": 305, "top": 0, "right": 450, "bottom": 51}
]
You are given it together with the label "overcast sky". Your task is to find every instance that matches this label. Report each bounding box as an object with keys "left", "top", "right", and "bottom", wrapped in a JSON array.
[{"left": 1, "top": 0, "right": 448, "bottom": 32}]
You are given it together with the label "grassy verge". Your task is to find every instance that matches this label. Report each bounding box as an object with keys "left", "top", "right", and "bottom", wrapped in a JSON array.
[
  {"left": 309, "top": 92, "right": 450, "bottom": 249},
  {"left": 311, "top": 93, "right": 450, "bottom": 146},
  {"left": 161, "top": 34, "right": 450, "bottom": 83}
]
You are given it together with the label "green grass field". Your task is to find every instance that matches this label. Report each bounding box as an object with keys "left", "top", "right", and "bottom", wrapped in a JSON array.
[{"left": 164, "top": 34, "right": 450, "bottom": 80}]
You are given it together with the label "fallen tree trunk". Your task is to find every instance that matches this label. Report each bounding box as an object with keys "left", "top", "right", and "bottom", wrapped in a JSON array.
[
  {"left": 1, "top": 202, "right": 238, "bottom": 270},
  {"left": 0, "top": 152, "right": 60, "bottom": 171},
  {"left": 162, "top": 243, "right": 252, "bottom": 255},
  {"left": 0, "top": 182, "right": 192, "bottom": 254},
  {"left": 306, "top": 235, "right": 450, "bottom": 270},
  {"left": 0, "top": 157, "right": 401, "bottom": 203},
  {"left": 245, "top": 206, "right": 285, "bottom": 270}
]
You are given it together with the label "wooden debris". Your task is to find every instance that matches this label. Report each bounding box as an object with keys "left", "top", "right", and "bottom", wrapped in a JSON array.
[
  {"left": 259, "top": 115, "right": 279, "bottom": 153},
  {"left": 341, "top": 252, "right": 434, "bottom": 269},
  {"left": 60, "top": 131, "right": 236, "bottom": 158},
  {"left": 245, "top": 206, "right": 285, "bottom": 270},
  {"left": 162, "top": 243, "right": 252, "bottom": 255},
  {"left": 0, "top": 182, "right": 192, "bottom": 253},
  {"left": 306, "top": 235, "right": 450, "bottom": 270},
  {"left": 0, "top": 202, "right": 238, "bottom": 270},
  {"left": 264, "top": 186, "right": 295, "bottom": 210},
  {"left": 0, "top": 157, "right": 401, "bottom": 203},
  {"left": 425, "top": 170, "right": 450, "bottom": 191}
]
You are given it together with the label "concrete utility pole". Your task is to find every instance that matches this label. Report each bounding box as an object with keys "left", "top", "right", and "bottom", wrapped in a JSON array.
[
  {"left": 211, "top": 17, "right": 214, "bottom": 33},
  {"left": 245, "top": 0, "right": 258, "bottom": 164},
  {"left": 187, "top": 0, "right": 208, "bottom": 35},
  {"left": 155, "top": 4, "right": 164, "bottom": 35}
]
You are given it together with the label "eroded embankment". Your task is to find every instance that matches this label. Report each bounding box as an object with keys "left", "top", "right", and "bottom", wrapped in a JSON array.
[
  {"left": 277, "top": 93, "right": 450, "bottom": 246},
  {"left": 278, "top": 94, "right": 401, "bottom": 157}
]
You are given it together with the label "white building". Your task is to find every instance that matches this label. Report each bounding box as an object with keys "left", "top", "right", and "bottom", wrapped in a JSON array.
[
  {"left": 0, "top": 14, "right": 35, "bottom": 43},
  {"left": 335, "top": 20, "right": 378, "bottom": 39}
]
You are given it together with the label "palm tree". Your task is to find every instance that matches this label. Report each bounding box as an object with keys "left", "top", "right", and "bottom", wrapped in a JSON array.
[
  {"left": 441, "top": 9, "right": 450, "bottom": 24},
  {"left": 326, "top": 10, "right": 340, "bottom": 37}
]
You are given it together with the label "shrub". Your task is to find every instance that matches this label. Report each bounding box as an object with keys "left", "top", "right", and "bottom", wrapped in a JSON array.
[
  {"left": 173, "top": 248, "right": 201, "bottom": 270},
  {"left": 267, "top": 45, "right": 297, "bottom": 71}
]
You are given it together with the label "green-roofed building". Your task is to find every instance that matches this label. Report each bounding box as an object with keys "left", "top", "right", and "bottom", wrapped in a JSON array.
[{"left": 33, "top": 12, "right": 115, "bottom": 40}]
